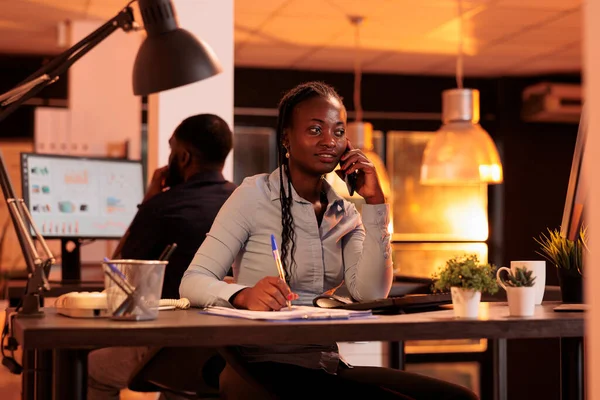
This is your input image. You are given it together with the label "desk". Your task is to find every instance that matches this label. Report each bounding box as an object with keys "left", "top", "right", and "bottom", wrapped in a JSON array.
[{"left": 12, "top": 303, "right": 583, "bottom": 400}]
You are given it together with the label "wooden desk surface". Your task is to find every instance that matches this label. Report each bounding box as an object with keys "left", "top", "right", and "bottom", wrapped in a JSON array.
[{"left": 12, "top": 302, "right": 583, "bottom": 350}]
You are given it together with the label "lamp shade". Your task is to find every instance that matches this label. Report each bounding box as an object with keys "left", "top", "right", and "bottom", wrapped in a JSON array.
[
  {"left": 421, "top": 88, "right": 503, "bottom": 185},
  {"left": 132, "top": 0, "right": 222, "bottom": 96}
]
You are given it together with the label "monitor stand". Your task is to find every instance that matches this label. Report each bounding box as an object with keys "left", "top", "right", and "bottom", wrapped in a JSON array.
[{"left": 60, "top": 238, "right": 81, "bottom": 284}]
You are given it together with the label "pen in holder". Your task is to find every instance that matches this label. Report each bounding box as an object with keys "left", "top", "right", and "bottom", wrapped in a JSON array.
[
  {"left": 105, "top": 244, "right": 177, "bottom": 318},
  {"left": 102, "top": 259, "right": 168, "bottom": 321}
]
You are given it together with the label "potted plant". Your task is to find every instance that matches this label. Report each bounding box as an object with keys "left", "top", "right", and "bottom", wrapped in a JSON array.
[
  {"left": 497, "top": 266, "right": 536, "bottom": 317},
  {"left": 433, "top": 254, "right": 498, "bottom": 318},
  {"left": 534, "top": 226, "right": 587, "bottom": 303}
]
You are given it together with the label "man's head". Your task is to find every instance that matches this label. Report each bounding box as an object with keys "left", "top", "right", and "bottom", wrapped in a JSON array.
[{"left": 166, "top": 114, "right": 233, "bottom": 187}]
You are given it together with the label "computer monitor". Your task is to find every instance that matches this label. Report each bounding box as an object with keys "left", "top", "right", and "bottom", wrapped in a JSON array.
[
  {"left": 21, "top": 153, "right": 144, "bottom": 282},
  {"left": 561, "top": 109, "right": 588, "bottom": 241}
]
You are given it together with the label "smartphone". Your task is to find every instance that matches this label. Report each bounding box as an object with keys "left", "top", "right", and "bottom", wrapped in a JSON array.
[
  {"left": 163, "top": 167, "right": 175, "bottom": 190},
  {"left": 345, "top": 171, "right": 357, "bottom": 196},
  {"left": 340, "top": 141, "right": 357, "bottom": 196}
]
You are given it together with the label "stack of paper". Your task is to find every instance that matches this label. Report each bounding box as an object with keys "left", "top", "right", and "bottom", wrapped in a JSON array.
[{"left": 201, "top": 305, "right": 373, "bottom": 321}]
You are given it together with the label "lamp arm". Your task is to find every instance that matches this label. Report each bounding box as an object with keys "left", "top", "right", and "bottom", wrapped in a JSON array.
[
  {"left": 0, "top": 20, "right": 126, "bottom": 119},
  {"left": 0, "top": 6, "right": 136, "bottom": 315},
  {"left": 0, "top": 154, "right": 36, "bottom": 273},
  {"left": 0, "top": 6, "right": 136, "bottom": 106}
]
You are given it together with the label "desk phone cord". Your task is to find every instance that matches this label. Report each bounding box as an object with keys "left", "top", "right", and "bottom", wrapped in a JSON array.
[
  {"left": 159, "top": 298, "right": 190, "bottom": 309},
  {"left": 2, "top": 304, "right": 23, "bottom": 374}
]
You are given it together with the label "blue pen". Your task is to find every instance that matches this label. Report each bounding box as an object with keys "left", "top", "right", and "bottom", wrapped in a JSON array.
[
  {"left": 270, "top": 234, "right": 292, "bottom": 309},
  {"left": 102, "top": 257, "right": 150, "bottom": 316},
  {"left": 103, "top": 257, "right": 127, "bottom": 281}
]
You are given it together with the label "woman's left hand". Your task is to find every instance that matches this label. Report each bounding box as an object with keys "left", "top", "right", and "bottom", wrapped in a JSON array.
[{"left": 336, "top": 140, "right": 385, "bottom": 204}]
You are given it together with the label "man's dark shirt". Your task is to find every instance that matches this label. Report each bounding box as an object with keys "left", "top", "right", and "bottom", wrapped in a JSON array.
[{"left": 120, "top": 171, "right": 236, "bottom": 299}]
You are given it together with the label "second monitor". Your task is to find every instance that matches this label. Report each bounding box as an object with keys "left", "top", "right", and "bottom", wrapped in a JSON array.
[{"left": 21, "top": 153, "right": 144, "bottom": 283}]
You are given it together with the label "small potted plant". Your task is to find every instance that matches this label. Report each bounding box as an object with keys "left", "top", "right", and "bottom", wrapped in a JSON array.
[
  {"left": 534, "top": 226, "right": 587, "bottom": 303},
  {"left": 497, "top": 266, "right": 536, "bottom": 317},
  {"left": 433, "top": 254, "right": 498, "bottom": 318}
]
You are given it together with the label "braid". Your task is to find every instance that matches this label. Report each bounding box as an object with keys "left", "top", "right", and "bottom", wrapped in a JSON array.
[
  {"left": 275, "top": 81, "right": 343, "bottom": 284},
  {"left": 279, "top": 164, "right": 295, "bottom": 284}
]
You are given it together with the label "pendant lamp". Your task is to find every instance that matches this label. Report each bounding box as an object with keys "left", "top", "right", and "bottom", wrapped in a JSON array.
[
  {"left": 420, "top": 0, "right": 503, "bottom": 185},
  {"left": 327, "top": 16, "right": 393, "bottom": 233}
]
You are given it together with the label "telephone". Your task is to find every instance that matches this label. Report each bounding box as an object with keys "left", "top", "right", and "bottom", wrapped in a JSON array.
[
  {"left": 340, "top": 141, "right": 358, "bottom": 196},
  {"left": 344, "top": 171, "right": 357, "bottom": 196},
  {"left": 55, "top": 291, "right": 191, "bottom": 318},
  {"left": 55, "top": 291, "right": 110, "bottom": 318}
]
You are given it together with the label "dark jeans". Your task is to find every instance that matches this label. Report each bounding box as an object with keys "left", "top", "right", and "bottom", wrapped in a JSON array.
[{"left": 248, "top": 362, "right": 479, "bottom": 400}]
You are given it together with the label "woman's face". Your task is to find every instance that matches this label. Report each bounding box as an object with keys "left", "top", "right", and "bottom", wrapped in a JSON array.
[{"left": 285, "top": 95, "right": 347, "bottom": 176}]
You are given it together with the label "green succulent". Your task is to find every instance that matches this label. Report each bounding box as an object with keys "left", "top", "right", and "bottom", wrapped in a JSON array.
[
  {"left": 534, "top": 226, "right": 587, "bottom": 275},
  {"left": 432, "top": 254, "right": 499, "bottom": 294},
  {"left": 503, "top": 266, "right": 536, "bottom": 288}
]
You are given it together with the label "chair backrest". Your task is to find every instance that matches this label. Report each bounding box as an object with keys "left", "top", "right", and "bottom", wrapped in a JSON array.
[
  {"left": 128, "top": 346, "right": 221, "bottom": 398},
  {"left": 217, "top": 346, "right": 278, "bottom": 400}
]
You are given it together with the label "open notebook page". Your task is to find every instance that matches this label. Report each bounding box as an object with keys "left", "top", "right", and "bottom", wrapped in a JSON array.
[{"left": 201, "top": 305, "right": 373, "bottom": 321}]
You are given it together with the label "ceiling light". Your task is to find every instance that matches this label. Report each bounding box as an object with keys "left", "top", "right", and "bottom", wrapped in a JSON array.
[{"left": 420, "top": 0, "right": 503, "bottom": 185}]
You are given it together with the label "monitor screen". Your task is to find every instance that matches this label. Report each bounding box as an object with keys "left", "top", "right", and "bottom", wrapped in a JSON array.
[
  {"left": 561, "top": 110, "right": 588, "bottom": 241},
  {"left": 21, "top": 153, "right": 144, "bottom": 239}
]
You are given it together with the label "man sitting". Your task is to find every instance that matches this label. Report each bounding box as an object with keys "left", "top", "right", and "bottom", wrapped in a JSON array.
[{"left": 87, "top": 113, "right": 236, "bottom": 400}]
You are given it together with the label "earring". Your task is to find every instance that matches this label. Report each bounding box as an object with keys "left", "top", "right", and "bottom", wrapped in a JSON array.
[{"left": 285, "top": 151, "right": 290, "bottom": 159}]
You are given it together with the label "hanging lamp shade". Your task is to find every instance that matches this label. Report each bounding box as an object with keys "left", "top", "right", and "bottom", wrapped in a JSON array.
[
  {"left": 420, "top": 88, "right": 503, "bottom": 185},
  {"left": 132, "top": 0, "right": 222, "bottom": 96}
]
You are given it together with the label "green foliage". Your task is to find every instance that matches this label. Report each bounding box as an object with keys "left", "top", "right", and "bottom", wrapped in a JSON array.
[
  {"left": 534, "top": 226, "right": 587, "bottom": 275},
  {"left": 432, "top": 254, "right": 499, "bottom": 294},
  {"left": 503, "top": 266, "right": 536, "bottom": 288}
]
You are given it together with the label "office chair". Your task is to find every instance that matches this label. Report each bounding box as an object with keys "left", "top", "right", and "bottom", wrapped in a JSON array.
[
  {"left": 127, "top": 347, "right": 222, "bottom": 399},
  {"left": 217, "top": 347, "right": 277, "bottom": 400}
]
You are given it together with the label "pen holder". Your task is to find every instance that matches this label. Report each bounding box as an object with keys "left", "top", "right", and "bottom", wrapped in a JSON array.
[{"left": 102, "top": 259, "right": 168, "bottom": 321}]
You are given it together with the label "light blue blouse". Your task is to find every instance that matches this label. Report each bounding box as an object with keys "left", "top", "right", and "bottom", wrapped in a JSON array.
[{"left": 180, "top": 168, "right": 393, "bottom": 370}]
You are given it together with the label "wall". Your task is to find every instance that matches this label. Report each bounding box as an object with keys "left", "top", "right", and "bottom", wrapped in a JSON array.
[
  {"left": 68, "top": 20, "right": 142, "bottom": 160},
  {"left": 147, "top": 0, "right": 234, "bottom": 181}
]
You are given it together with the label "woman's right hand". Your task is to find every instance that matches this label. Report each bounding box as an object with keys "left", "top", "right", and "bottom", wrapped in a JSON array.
[{"left": 232, "top": 276, "right": 298, "bottom": 311}]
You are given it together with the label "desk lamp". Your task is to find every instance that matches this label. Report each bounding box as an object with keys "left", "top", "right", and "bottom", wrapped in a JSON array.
[{"left": 0, "top": 0, "right": 222, "bottom": 317}]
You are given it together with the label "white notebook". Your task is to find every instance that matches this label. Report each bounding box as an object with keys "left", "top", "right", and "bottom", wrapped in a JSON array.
[{"left": 201, "top": 305, "right": 373, "bottom": 321}]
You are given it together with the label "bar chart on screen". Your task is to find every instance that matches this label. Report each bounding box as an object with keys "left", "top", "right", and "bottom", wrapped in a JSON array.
[{"left": 22, "top": 153, "right": 144, "bottom": 239}]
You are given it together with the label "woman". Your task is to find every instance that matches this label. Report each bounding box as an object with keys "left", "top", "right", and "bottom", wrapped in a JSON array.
[{"left": 180, "top": 81, "right": 478, "bottom": 400}]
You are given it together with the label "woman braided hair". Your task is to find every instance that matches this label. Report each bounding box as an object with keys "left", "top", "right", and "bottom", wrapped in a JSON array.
[{"left": 274, "top": 81, "right": 345, "bottom": 283}]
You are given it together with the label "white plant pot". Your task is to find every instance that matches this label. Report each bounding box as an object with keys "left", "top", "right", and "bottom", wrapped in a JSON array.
[
  {"left": 450, "top": 287, "right": 481, "bottom": 318},
  {"left": 506, "top": 286, "right": 536, "bottom": 317}
]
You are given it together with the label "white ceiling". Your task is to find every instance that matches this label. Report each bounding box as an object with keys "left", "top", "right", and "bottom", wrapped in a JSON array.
[{"left": 0, "top": 0, "right": 583, "bottom": 76}]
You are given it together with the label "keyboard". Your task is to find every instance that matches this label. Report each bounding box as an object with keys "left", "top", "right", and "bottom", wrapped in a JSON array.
[{"left": 313, "top": 292, "right": 452, "bottom": 315}]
